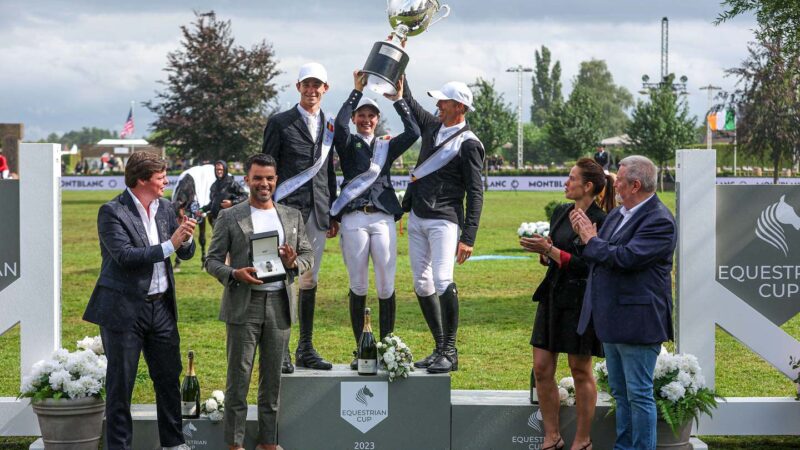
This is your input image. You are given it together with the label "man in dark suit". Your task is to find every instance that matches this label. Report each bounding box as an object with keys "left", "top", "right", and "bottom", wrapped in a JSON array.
[
  {"left": 83, "top": 151, "right": 196, "bottom": 450},
  {"left": 401, "top": 78, "right": 485, "bottom": 374},
  {"left": 206, "top": 154, "right": 313, "bottom": 450},
  {"left": 593, "top": 146, "right": 610, "bottom": 170},
  {"left": 571, "top": 155, "right": 676, "bottom": 450},
  {"left": 262, "top": 62, "right": 338, "bottom": 372}
]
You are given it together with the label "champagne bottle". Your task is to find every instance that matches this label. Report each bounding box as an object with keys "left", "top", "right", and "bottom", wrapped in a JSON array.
[
  {"left": 357, "top": 308, "right": 378, "bottom": 375},
  {"left": 181, "top": 350, "right": 200, "bottom": 419}
]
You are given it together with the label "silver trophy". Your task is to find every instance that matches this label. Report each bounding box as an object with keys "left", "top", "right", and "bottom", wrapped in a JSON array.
[{"left": 362, "top": 0, "right": 451, "bottom": 96}]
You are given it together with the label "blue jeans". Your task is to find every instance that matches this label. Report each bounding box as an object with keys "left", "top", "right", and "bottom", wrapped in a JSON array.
[{"left": 603, "top": 342, "right": 660, "bottom": 450}]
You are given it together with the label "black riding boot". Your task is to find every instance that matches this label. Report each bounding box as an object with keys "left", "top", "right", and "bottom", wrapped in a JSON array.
[
  {"left": 414, "top": 292, "right": 443, "bottom": 369},
  {"left": 379, "top": 292, "right": 396, "bottom": 341},
  {"left": 349, "top": 290, "right": 367, "bottom": 370},
  {"left": 427, "top": 283, "right": 459, "bottom": 373},
  {"left": 295, "top": 286, "right": 332, "bottom": 370}
]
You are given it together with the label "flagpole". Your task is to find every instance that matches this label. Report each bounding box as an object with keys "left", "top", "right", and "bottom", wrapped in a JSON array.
[
  {"left": 733, "top": 131, "right": 738, "bottom": 177},
  {"left": 129, "top": 100, "right": 135, "bottom": 158}
]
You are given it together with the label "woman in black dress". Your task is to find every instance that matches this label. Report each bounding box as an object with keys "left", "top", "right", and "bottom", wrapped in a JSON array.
[{"left": 519, "top": 158, "right": 615, "bottom": 450}]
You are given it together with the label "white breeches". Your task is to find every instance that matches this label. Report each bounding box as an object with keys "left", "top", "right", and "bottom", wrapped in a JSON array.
[
  {"left": 298, "top": 209, "right": 327, "bottom": 290},
  {"left": 407, "top": 211, "right": 459, "bottom": 297},
  {"left": 339, "top": 211, "right": 397, "bottom": 299}
]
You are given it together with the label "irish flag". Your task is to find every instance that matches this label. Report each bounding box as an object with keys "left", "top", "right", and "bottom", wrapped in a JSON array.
[{"left": 708, "top": 109, "right": 735, "bottom": 131}]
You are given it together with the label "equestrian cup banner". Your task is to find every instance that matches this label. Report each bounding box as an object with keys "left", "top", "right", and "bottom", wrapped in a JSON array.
[
  {"left": 0, "top": 181, "right": 20, "bottom": 294},
  {"left": 340, "top": 381, "right": 389, "bottom": 433},
  {"left": 716, "top": 185, "right": 800, "bottom": 325}
]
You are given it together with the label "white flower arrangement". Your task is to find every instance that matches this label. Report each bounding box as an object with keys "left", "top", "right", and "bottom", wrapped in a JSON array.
[
  {"left": 594, "top": 348, "right": 718, "bottom": 435},
  {"left": 375, "top": 333, "right": 414, "bottom": 382},
  {"left": 518, "top": 221, "right": 550, "bottom": 238},
  {"left": 20, "top": 336, "right": 107, "bottom": 401},
  {"left": 201, "top": 389, "right": 225, "bottom": 421},
  {"left": 558, "top": 376, "right": 576, "bottom": 406}
]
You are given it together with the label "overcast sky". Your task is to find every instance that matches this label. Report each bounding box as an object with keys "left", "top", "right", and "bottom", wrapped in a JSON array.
[{"left": 0, "top": 0, "right": 757, "bottom": 141}]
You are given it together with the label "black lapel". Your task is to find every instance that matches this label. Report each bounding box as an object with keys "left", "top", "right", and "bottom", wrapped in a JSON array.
[
  {"left": 550, "top": 203, "right": 574, "bottom": 236},
  {"left": 121, "top": 190, "right": 149, "bottom": 246},
  {"left": 290, "top": 106, "right": 315, "bottom": 144}
]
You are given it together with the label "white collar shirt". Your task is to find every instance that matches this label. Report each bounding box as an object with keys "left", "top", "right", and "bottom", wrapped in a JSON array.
[
  {"left": 127, "top": 188, "right": 176, "bottom": 296},
  {"left": 297, "top": 104, "right": 321, "bottom": 140},
  {"left": 435, "top": 121, "right": 466, "bottom": 147},
  {"left": 357, "top": 133, "right": 375, "bottom": 146},
  {"left": 613, "top": 193, "right": 656, "bottom": 236}
]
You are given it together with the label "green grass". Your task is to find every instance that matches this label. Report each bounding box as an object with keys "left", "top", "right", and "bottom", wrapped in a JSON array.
[{"left": 0, "top": 190, "right": 798, "bottom": 448}]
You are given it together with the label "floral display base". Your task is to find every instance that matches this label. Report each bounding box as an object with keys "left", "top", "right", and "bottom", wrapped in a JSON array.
[
  {"left": 31, "top": 397, "right": 104, "bottom": 450},
  {"left": 656, "top": 419, "right": 693, "bottom": 450}
]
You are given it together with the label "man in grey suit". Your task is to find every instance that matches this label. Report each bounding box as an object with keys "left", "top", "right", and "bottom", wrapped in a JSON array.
[
  {"left": 262, "top": 62, "right": 338, "bottom": 372},
  {"left": 206, "top": 153, "right": 313, "bottom": 450}
]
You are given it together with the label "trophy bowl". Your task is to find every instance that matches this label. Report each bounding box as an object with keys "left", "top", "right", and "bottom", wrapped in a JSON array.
[{"left": 362, "top": 0, "right": 450, "bottom": 95}]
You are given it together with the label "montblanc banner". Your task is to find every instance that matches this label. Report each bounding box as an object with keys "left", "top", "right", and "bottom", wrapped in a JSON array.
[{"left": 58, "top": 176, "right": 800, "bottom": 191}]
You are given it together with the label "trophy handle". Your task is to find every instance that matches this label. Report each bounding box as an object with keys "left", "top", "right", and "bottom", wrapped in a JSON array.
[{"left": 429, "top": 4, "right": 451, "bottom": 28}]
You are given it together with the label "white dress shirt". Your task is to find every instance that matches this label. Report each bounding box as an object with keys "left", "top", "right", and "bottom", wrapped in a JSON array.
[
  {"left": 613, "top": 193, "right": 655, "bottom": 236},
  {"left": 435, "top": 121, "right": 466, "bottom": 147},
  {"left": 297, "top": 104, "right": 321, "bottom": 140},
  {"left": 127, "top": 188, "right": 175, "bottom": 296},
  {"left": 357, "top": 133, "right": 375, "bottom": 146}
]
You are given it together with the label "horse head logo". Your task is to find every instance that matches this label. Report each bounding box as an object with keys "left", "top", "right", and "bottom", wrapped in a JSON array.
[
  {"left": 526, "top": 409, "right": 544, "bottom": 433},
  {"left": 755, "top": 195, "right": 800, "bottom": 257},
  {"left": 355, "top": 385, "right": 374, "bottom": 406},
  {"left": 182, "top": 421, "right": 198, "bottom": 438}
]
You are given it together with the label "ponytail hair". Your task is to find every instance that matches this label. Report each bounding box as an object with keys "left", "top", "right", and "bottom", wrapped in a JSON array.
[
  {"left": 597, "top": 173, "right": 616, "bottom": 213},
  {"left": 575, "top": 157, "right": 616, "bottom": 213}
]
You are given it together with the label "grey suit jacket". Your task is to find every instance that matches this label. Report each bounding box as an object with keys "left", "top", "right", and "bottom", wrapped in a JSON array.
[{"left": 205, "top": 201, "right": 313, "bottom": 324}]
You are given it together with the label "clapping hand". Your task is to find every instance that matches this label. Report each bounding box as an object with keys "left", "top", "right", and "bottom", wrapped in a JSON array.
[{"left": 569, "top": 208, "right": 598, "bottom": 244}]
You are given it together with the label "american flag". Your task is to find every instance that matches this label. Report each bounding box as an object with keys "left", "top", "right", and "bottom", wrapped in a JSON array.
[{"left": 120, "top": 107, "right": 135, "bottom": 138}]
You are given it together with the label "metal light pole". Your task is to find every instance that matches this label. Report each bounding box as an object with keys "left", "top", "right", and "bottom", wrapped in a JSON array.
[
  {"left": 507, "top": 65, "right": 533, "bottom": 169},
  {"left": 699, "top": 85, "right": 721, "bottom": 150}
]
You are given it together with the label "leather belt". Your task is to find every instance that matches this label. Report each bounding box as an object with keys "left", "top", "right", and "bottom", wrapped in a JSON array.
[
  {"left": 145, "top": 293, "right": 164, "bottom": 302},
  {"left": 360, "top": 205, "right": 380, "bottom": 214}
]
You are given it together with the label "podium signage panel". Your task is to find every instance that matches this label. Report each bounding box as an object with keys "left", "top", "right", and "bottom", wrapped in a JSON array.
[
  {"left": 340, "top": 381, "right": 389, "bottom": 433},
  {"left": 0, "top": 180, "right": 20, "bottom": 294}
]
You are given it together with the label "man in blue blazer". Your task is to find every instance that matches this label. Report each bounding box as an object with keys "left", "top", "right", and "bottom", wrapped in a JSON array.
[
  {"left": 571, "top": 155, "right": 676, "bottom": 450},
  {"left": 83, "top": 151, "right": 196, "bottom": 450}
]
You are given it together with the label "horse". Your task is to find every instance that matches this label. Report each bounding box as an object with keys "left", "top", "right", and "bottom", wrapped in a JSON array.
[{"left": 172, "top": 164, "right": 216, "bottom": 269}]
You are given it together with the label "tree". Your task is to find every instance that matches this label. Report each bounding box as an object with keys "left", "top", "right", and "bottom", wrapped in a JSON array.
[
  {"left": 468, "top": 78, "right": 516, "bottom": 159},
  {"left": 530, "top": 46, "right": 563, "bottom": 127},
  {"left": 716, "top": 1, "right": 800, "bottom": 60},
  {"left": 545, "top": 87, "right": 605, "bottom": 161},
  {"left": 625, "top": 74, "right": 697, "bottom": 190},
  {"left": 38, "top": 128, "right": 118, "bottom": 146},
  {"left": 726, "top": 35, "right": 800, "bottom": 183},
  {"left": 572, "top": 59, "right": 633, "bottom": 138},
  {"left": 145, "top": 11, "right": 281, "bottom": 162}
]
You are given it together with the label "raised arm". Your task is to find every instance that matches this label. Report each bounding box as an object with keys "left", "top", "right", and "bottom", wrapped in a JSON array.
[
  {"left": 402, "top": 77, "right": 439, "bottom": 131},
  {"left": 385, "top": 79, "right": 421, "bottom": 164}
]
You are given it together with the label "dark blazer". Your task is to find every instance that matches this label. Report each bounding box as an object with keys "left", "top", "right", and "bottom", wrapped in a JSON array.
[
  {"left": 401, "top": 79, "right": 485, "bottom": 246},
  {"left": 532, "top": 202, "right": 606, "bottom": 309},
  {"left": 577, "top": 195, "right": 676, "bottom": 344},
  {"left": 205, "top": 201, "right": 313, "bottom": 325},
  {"left": 333, "top": 89, "right": 420, "bottom": 221},
  {"left": 83, "top": 190, "right": 196, "bottom": 331},
  {"left": 262, "top": 106, "right": 338, "bottom": 230}
]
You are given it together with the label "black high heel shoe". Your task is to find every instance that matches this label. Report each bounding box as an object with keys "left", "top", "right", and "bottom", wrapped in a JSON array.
[{"left": 542, "top": 436, "right": 564, "bottom": 450}]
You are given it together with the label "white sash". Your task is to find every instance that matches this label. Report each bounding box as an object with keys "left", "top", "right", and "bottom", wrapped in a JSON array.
[
  {"left": 273, "top": 116, "right": 335, "bottom": 202},
  {"left": 410, "top": 130, "right": 479, "bottom": 182},
  {"left": 330, "top": 137, "right": 391, "bottom": 217}
]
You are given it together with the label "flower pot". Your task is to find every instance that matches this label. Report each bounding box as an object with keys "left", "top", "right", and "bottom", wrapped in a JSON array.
[
  {"left": 656, "top": 419, "right": 692, "bottom": 450},
  {"left": 31, "top": 397, "right": 105, "bottom": 450}
]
